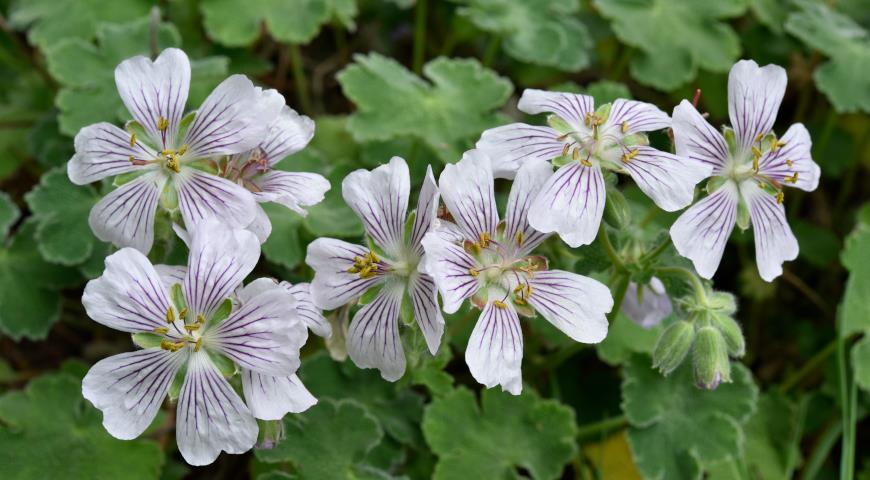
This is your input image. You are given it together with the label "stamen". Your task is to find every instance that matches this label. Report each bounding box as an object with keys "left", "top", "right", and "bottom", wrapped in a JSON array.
[
  {"left": 786, "top": 159, "right": 793, "bottom": 167},
  {"left": 468, "top": 268, "right": 479, "bottom": 277},
  {"left": 621, "top": 121, "right": 629, "bottom": 134},
  {"left": 197, "top": 314, "right": 206, "bottom": 325},
  {"left": 157, "top": 116, "right": 169, "bottom": 132},
  {"left": 153, "top": 327, "right": 169, "bottom": 335},
  {"left": 184, "top": 323, "right": 200, "bottom": 332},
  {"left": 193, "top": 337, "right": 203, "bottom": 352},
  {"left": 556, "top": 133, "right": 570, "bottom": 142},
  {"left": 516, "top": 231, "right": 525, "bottom": 248},
  {"left": 785, "top": 172, "right": 799, "bottom": 184},
  {"left": 129, "top": 133, "right": 137, "bottom": 147},
  {"left": 754, "top": 133, "right": 764, "bottom": 144},
  {"left": 580, "top": 158, "right": 593, "bottom": 167},
  {"left": 178, "top": 144, "right": 188, "bottom": 156},
  {"left": 179, "top": 307, "right": 187, "bottom": 320},
  {"left": 561, "top": 143, "right": 570, "bottom": 156},
  {"left": 165, "top": 307, "right": 175, "bottom": 324},
  {"left": 622, "top": 149, "right": 639, "bottom": 163},
  {"left": 776, "top": 191, "right": 784, "bottom": 204},
  {"left": 493, "top": 300, "right": 508, "bottom": 309},
  {"left": 359, "top": 266, "right": 375, "bottom": 278},
  {"left": 752, "top": 155, "right": 759, "bottom": 173},
  {"left": 572, "top": 148, "right": 579, "bottom": 161},
  {"left": 164, "top": 153, "right": 181, "bottom": 173}
]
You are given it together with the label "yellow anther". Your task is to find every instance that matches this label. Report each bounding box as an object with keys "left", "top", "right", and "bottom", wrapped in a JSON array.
[
  {"left": 556, "top": 133, "right": 570, "bottom": 142},
  {"left": 165, "top": 153, "right": 181, "bottom": 173},
  {"left": 752, "top": 155, "right": 759, "bottom": 173},
  {"left": 622, "top": 149, "right": 639, "bottom": 163},
  {"left": 129, "top": 133, "right": 137, "bottom": 147},
  {"left": 469, "top": 268, "right": 479, "bottom": 277},
  {"left": 193, "top": 337, "right": 203, "bottom": 352},
  {"left": 478, "top": 231, "right": 491, "bottom": 248},
  {"left": 514, "top": 297, "right": 528, "bottom": 306},
  {"left": 129, "top": 155, "right": 136, "bottom": 163},
  {"left": 178, "top": 144, "right": 188, "bottom": 156},
  {"left": 561, "top": 143, "right": 570, "bottom": 156},
  {"left": 751, "top": 146, "right": 762, "bottom": 159},
  {"left": 513, "top": 284, "right": 524, "bottom": 294},
  {"left": 776, "top": 191, "right": 784, "bottom": 204},
  {"left": 153, "top": 327, "right": 169, "bottom": 335},
  {"left": 367, "top": 250, "right": 380, "bottom": 264},
  {"left": 774, "top": 140, "right": 786, "bottom": 151},
  {"left": 572, "top": 148, "right": 579, "bottom": 161},
  {"left": 160, "top": 339, "right": 175, "bottom": 351},
  {"left": 786, "top": 159, "right": 793, "bottom": 167},
  {"left": 179, "top": 307, "right": 187, "bottom": 320},
  {"left": 516, "top": 231, "right": 525, "bottom": 248},
  {"left": 359, "top": 266, "right": 376, "bottom": 279},
  {"left": 584, "top": 112, "right": 594, "bottom": 127},
  {"left": 197, "top": 314, "right": 206, "bottom": 325},
  {"left": 525, "top": 284, "right": 533, "bottom": 298},
  {"left": 754, "top": 133, "right": 764, "bottom": 144},
  {"left": 580, "top": 158, "right": 593, "bottom": 167},
  {"left": 157, "top": 116, "right": 169, "bottom": 132},
  {"left": 165, "top": 307, "right": 175, "bottom": 324},
  {"left": 621, "top": 121, "right": 629, "bottom": 134},
  {"left": 493, "top": 300, "right": 508, "bottom": 309},
  {"left": 347, "top": 265, "right": 361, "bottom": 274},
  {"left": 184, "top": 323, "right": 200, "bottom": 333},
  {"left": 785, "top": 172, "right": 799, "bottom": 184},
  {"left": 757, "top": 181, "right": 765, "bottom": 189}
]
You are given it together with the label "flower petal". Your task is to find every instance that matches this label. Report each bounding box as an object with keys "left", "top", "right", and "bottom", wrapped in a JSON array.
[
  {"left": 114, "top": 48, "right": 190, "bottom": 150},
  {"left": 728, "top": 60, "right": 787, "bottom": 151},
  {"left": 68, "top": 123, "right": 158, "bottom": 185},
  {"left": 82, "top": 247, "right": 175, "bottom": 333},
  {"left": 183, "top": 79, "right": 283, "bottom": 158},
  {"left": 210, "top": 286, "right": 307, "bottom": 376},
  {"left": 605, "top": 99, "right": 670, "bottom": 134},
  {"left": 82, "top": 348, "right": 185, "bottom": 440},
  {"left": 154, "top": 264, "right": 187, "bottom": 290},
  {"left": 176, "top": 168, "right": 256, "bottom": 231},
  {"left": 465, "top": 301, "right": 523, "bottom": 395},
  {"left": 419, "top": 232, "right": 482, "bottom": 314},
  {"left": 758, "top": 123, "right": 820, "bottom": 192},
  {"left": 526, "top": 270, "right": 611, "bottom": 343},
  {"left": 88, "top": 171, "right": 166, "bottom": 253},
  {"left": 672, "top": 100, "right": 729, "bottom": 173},
  {"left": 409, "top": 165, "right": 440, "bottom": 254},
  {"left": 409, "top": 273, "right": 445, "bottom": 355},
  {"left": 252, "top": 171, "right": 330, "bottom": 216},
  {"left": 438, "top": 149, "right": 499, "bottom": 241},
  {"left": 670, "top": 182, "right": 739, "bottom": 279},
  {"left": 347, "top": 284, "right": 406, "bottom": 381},
  {"left": 742, "top": 180, "right": 798, "bottom": 282},
  {"left": 241, "top": 370, "right": 316, "bottom": 421},
  {"left": 260, "top": 106, "right": 315, "bottom": 166},
  {"left": 517, "top": 89, "right": 594, "bottom": 130},
  {"left": 183, "top": 221, "right": 260, "bottom": 318},
  {"left": 622, "top": 146, "right": 712, "bottom": 212},
  {"left": 621, "top": 277, "right": 672, "bottom": 329},
  {"left": 475, "top": 123, "right": 564, "bottom": 179},
  {"left": 247, "top": 203, "right": 272, "bottom": 244},
  {"left": 505, "top": 159, "right": 553, "bottom": 255},
  {"left": 342, "top": 156, "right": 410, "bottom": 255},
  {"left": 284, "top": 282, "right": 331, "bottom": 338},
  {"left": 528, "top": 162, "right": 605, "bottom": 248},
  {"left": 176, "top": 351, "right": 258, "bottom": 466},
  {"left": 306, "top": 238, "right": 384, "bottom": 310}
]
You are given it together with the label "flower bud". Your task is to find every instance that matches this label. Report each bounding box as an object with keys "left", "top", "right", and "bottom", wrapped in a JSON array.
[
  {"left": 710, "top": 313, "right": 745, "bottom": 358},
  {"left": 603, "top": 186, "right": 631, "bottom": 230},
  {"left": 692, "top": 326, "right": 731, "bottom": 390},
  {"left": 652, "top": 320, "right": 694, "bottom": 376}
]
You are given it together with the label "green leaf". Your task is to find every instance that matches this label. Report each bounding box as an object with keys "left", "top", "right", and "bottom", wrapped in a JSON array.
[
  {"left": 453, "top": 0, "right": 591, "bottom": 71},
  {"left": 0, "top": 371, "right": 163, "bottom": 479},
  {"left": 256, "top": 399, "right": 393, "bottom": 479},
  {"left": 338, "top": 53, "right": 513, "bottom": 163},
  {"left": 200, "top": 0, "right": 357, "bottom": 47},
  {"left": 28, "top": 113, "right": 74, "bottom": 168},
  {"left": 785, "top": 0, "right": 870, "bottom": 113},
  {"left": 0, "top": 220, "right": 78, "bottom": 340},
  {"left": 622, "top": 355, "right": 758, "bottom": 480},
  {"left": 45, "top": 16, "right": 227, "bottom": 136},
  {"left": 594, "top": 0, "right": 746, "bottom": 91},
  {"left": 25, "top": 167, "right": 101, "bottom": 265},
  {"left": 262, "top": 203, "right": 304, "bottom": 269},
  {"left": 748, "top": 0, "right": 788, "bottom": 34},
  {"left": 8, "top": 0, "right": 153, "bottom": 50},
  {"left": 839, "top": 214, "right": 870, "bottom": 336},
  {"left": 597, "top": 313, "right": 664, "bottom": 366},
  {"left": 853, "top": 337, "right": 870, "bottom": 393},
  {"left": 422, "top": 387, "right": 577, "bottom": 480},
  {"left": 0, "top": 192, "right": 20, "bottom": 239},
  {"left": 586, "top": 80, "right": 632, "bottom": 105},
  {"left": 303, "top": 166, "right": 363, "bottom": 237},
  {"left": 707, "top": 392, "right": 802, "bottom": 480}
]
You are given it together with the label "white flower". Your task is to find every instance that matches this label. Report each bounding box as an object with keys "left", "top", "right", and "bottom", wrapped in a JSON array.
[
  {"left": 621, "top": 277, "right": 672, "bottom": 329},
  {"left": 669, "top": 60, "right": 821, "bottom": 282},
  {"left": 420, "top": 150, "right": 613, "bottom": 395},
  {"left": 219, "top": 106, "right": 331, "bottom": 242},
  {"left": 68, "top": 48, "right": 283, "bottom": 253},
  {"left": 80, "top": 222, "right": 308, "bottom": 466},
  {"left": 305, "top": 157, "right": 443, "bottom": 381},
  {"left": 476, "top": 89, "right": 711, "bottom": 247}
]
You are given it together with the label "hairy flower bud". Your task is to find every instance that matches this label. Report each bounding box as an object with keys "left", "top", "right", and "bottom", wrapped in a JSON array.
[
  {"left": 692, "top": 326, "right": 731, "bottom": 390},
  {"left": 652, "top": 320, "right": 695, "bottom": 376},
  {"left": 603, "top": 186, "right": 631, "bottom": 230},
  {"left": 710, "top": 313, "right": 745, "bottom": 358}
]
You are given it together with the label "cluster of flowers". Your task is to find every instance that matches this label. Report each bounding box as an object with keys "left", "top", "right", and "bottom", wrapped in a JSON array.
[{"left": 70, "top": 48, "right": 819, "bottom": 465}]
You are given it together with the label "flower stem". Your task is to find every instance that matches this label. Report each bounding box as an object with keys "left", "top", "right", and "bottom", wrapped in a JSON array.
[
  {"left": 837, "top": 315, "right": 857, "bottom": 480},
  {"left": 287, "top": 43, "right": 313, "bottom": 115},
  {"left": 412, "top": 0, "right": 427, "bottom": 74},
  {"left": 576, "top": 415, "right": 628, "bottom": 439},
  {"left": 780, "top": 338, "right": 838, "bottom": 392},
  {"left": 653, "top": 266, "right": 706, "bottom": 303},
  {"left": 599, "top": 223, "right": 625, "bottom": 273},
  {"left": 639, "top": 237, "right": 671, "bottom": 265},
  {"left": 482, "top": 35, "right": 500, "bottom": 67}
]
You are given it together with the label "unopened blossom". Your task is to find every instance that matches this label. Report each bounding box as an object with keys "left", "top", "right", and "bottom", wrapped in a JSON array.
[
  {"left": 421, "top": 150, "right": 613, "bottom": 394},
  {"left": 669, "top": 60, "right": 821, "bottom": 281},
  {"left": 306, "top": 157, "right": 443, "bottom": 381},
  {"left": 621, "top": 277, "right": 672, "bottom": 329},
  {"left": 68, "top": 48, "right": 283, "bottom": 253},
  {"left": 81, "top": 222, "right": 308, "bottom": 465},
  {"left": 476, "top": 89, "right": 711, "bottom": 247},
  {"left": 219, "top": 106, "right": 330, "bottom": 242}
]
